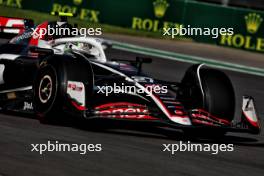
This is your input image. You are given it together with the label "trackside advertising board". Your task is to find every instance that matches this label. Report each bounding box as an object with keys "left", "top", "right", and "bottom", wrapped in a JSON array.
[{"left": 0, "top": 0, "right": 264, "bottom": 53}]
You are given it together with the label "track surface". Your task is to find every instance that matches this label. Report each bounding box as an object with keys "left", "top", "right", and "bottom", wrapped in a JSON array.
[{"left": 0, "top": 40, "right": 264, "bottom": 176}]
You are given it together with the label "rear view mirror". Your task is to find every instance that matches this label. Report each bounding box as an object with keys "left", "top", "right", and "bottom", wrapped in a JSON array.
[
  {"left": 29, "top": 46, "right": 54, "bottom": 55},
  {"left": 136, "top": 57, "right": 152, "bottom": 63}
]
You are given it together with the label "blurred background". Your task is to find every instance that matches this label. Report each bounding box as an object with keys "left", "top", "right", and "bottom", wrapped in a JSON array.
[
  {"left": 0, "top": 0, "right": 263, "bottom": 54},
  {"left": 197, "top": 0, "right": 264, "bottom": 10}
]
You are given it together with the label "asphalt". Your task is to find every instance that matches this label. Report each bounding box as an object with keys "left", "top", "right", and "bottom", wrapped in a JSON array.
[{"left": 0, "top": 39, "right": 264, "bottom": 176}]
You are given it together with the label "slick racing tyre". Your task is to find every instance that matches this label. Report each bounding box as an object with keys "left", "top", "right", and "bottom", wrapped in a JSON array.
[
  {"left": 180, "top": 64, "right": 235, "bottom": 121},
  {"left": 199, "top": 68, "right": 235, "bottom": 121},
  {"left": 179, "top": 64, "right": 235, "bottom": 137},
  {"left": 33, "top": 64, "right": 59, "bottom": 123}
]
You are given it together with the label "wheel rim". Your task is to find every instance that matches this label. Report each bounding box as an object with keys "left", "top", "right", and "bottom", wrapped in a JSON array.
[{"left": 39, "top": 75, "right": 53, "bottom": 104}]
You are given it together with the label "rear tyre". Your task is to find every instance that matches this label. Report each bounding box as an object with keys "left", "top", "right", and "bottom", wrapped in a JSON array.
[{"left": 33, "top": 65, "right": 59, "bottom": 123}]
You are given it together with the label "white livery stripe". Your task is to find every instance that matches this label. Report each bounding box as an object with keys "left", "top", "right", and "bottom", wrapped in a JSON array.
[{"left": 0, "top": 54, "right": 20, "bottom": 60}]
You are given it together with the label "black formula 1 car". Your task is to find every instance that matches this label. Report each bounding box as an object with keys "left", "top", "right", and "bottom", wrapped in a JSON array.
[
  {"left": 0, "top": 18, "right": 261, "bottom": 136},
  {"left": 0, "top": 16, "right": 34, "bottom": 38}
]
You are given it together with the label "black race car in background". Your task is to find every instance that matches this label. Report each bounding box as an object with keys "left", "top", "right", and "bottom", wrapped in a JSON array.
[
  {"left": 0, "top": 15, "right": 261, "bottom": 136},
  {"left": 0, "top": 16, "right": 33, "bottom": 38}
]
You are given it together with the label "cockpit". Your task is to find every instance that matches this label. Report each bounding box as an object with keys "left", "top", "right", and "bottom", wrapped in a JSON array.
[{"left": 51, "top": 38, "right": 107, "bottom": 62}]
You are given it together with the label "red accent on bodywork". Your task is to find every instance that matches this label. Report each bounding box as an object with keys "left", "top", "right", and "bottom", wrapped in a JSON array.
[
  {"left": 29, "top": 21, "right": 48, "bottom": 46},
  {"left": 0, "top": 16, "right": 25, "bottom": 33},
  {"left": 94, "top": 102, "right": 158, "bottom": 120},
  {"left": 95, "top": 102, "right": 146, "bottom": 109},
  {"left": 191, "top": 119, "right": 217, "bottom": 126},
  {"left": 71, "top": 101, "right": 86, "bottom": 111},
  {"left": 191, "top": 109, "right": 231, "bottom": 126},
  {"left": 98, "top": 114, "right": 158, "bottom": 120},
  {"left": 154, "top": 95, "right": 187, "bottom": 119},
  {"left": 68, "top": 83, "right": 83, "bottom": 91},
  {"left": 243, "top": 111, "right": 259, "bottom": 128}
]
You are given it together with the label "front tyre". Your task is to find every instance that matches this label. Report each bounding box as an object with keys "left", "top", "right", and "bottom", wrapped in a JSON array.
[
  {"left": 33, "top": 65, "right": 58, "bottom": 123},
  {"left": 179, "top": 64, "right": 235, "bottom": 121},
  {"left": 179, "top": 64, "right": 235, "bottom": 137}
]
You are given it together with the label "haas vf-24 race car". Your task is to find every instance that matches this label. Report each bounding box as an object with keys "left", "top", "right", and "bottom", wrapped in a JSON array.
[{"left": 0, "top": 37, "right": 261, "bottom": 135}]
